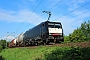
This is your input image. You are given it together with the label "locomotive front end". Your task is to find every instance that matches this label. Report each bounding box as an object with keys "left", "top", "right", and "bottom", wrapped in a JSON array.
[{"left": 47, "top": 22, "right": 64, "bottom": 43}]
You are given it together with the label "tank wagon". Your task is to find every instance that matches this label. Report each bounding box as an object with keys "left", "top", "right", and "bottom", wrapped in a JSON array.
[
  {"left": 15, "top": 33, "right": 24, "bottom": 46},
  {"left": 10, "top": 21, "right": 64, "bottom": 47},
  {"left": 8, "top": 39, "right": 16, "bottom": 47}
]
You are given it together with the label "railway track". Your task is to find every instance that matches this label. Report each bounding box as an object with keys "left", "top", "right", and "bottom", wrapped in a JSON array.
[{"left": 12, "top": 41, "right": 90, "bottom": 49}]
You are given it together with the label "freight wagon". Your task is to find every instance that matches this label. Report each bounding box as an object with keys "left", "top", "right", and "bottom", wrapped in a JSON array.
[{"left": 8, "top": 39, "right": 16, "bottom": 47}]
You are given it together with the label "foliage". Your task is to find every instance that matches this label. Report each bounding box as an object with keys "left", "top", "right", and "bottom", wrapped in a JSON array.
[
  {"left": 0, "top": 45, "right": 3, "bottom": 52},
  {"left": 0, "top": 55, "right": 5, "bottom": 60},
  {"left": 44, "top": 47, "right": 90, "bottom": 60},
  {"left": 0, "top": 40, "right": 6, "bottom": 49},
  {"left": 0, "top": 46, "right": 90, "bottom": 60},
  {"left": 0, "top": 39, "right": 7, "bottom": 52},
  {"left": 0, "top": 46, "right": 52, "bottom": 60},
  {"left": 62, "top": 47, "right": 90, "bottom": 60},
  {"left": 44, "top": 47, "right": 67, "bottom": 60},
  {"left": 64, "top": 20, "right": 90, "bottom": 42},
  {"left": 64, "top": 35, "right": 70, "bottom": 43}
]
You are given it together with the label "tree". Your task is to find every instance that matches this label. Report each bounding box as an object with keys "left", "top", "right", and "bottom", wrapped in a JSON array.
[
  {"left": 0, "top": 40, "right": 6, "bottom": 49},
  {"left": 80, "top": 20, "right": 90, "bottom": 41},
  {"left": 65, "top": 20, "right": 90, "bottom": 42}
]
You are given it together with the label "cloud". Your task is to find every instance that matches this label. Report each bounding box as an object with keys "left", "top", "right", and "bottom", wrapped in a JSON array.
[
  {"left": 66, "top": 0, "right": 89, "bottom": 11},
  {"left": 72, "top": 10, "right": 90, "bottom": 18},
  {"left": 4, "top": 35, "right": 15, "bottom": 41},
  {"left": 0, "top": 9, "right": 44, "bottom": 24}
]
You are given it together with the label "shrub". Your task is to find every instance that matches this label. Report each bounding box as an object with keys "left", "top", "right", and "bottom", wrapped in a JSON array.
[
  {"left": 44, "top": 47, "right": 90, "bottom": 60},
  {"left": 0, "top": 45, "right": 3, "bottom": 52}
]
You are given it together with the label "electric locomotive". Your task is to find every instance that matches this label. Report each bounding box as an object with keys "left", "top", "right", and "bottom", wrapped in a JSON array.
[{"left": 23, "top": 21, "right": 64, "bottom": 46}]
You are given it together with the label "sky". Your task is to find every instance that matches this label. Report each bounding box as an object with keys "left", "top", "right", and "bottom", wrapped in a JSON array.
[{"left": 0, "top": 0, "right": 90, "bottom": 41}]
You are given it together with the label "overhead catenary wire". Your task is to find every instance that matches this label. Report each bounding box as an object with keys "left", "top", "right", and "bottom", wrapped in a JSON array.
[
  {"left": 53, "top": 1, "right": 90, "bottom": 21},
  {"left": 70, "top": 10, "right": 90, "bottom": 18},
  {"left": 10, "top": 0, "right": 43, "bottom": 38},
  {"left": 16, "top": 0, "right": 39, "bottom": 33},
  {"left": 72, "top": 11, "right": 90, "bottom": 23},
  {"left": 48, "top": 0, "right": 63, "bottom": 11},
  {"left": 36, "top": 0, "right": 63, "bottom": 21},
  {"left": 15, "top": 0, "right": 43, "bottom": 34},
  {"left": 30, "top": 0, "right": 53, "bottom": 22},
  {"left": 37, "top": 0, "right": 63, "bottom": 19},
  {"left": 17, "top": 0, "right": 57, "bottom": 38},
  {"left": 22, "top": 0, "right": 64, "bottom": 30},
  {"left": 19, "top": 0, "right": 63, "bottom": 30}
]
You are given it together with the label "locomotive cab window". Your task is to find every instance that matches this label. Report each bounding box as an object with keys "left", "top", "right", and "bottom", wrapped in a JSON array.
[
  {"left": 55, "top": 23, "right": 62, "bottom": 28},
  {"left": 48, "top": 23, "right": 54, "bottom": 28},
  {"left": 48, "top": 23, "right": 62, "bottom": 28}
]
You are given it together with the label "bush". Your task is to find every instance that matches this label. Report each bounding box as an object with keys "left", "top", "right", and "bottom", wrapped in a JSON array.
[
  {"left": 0, "top": 55, "right": 5, "bottom": 60},
  {"left": 0, "top": 45, "right": 3, "bottom": 52},
  {"left": 44, "top": 47, "right": 68, "bottom": 60},
  {"left": 0, "top": 40, "right": 6, "bottom": 49},
  {"left": 44, "top": 47, "right": 90, "bottom": 60}
]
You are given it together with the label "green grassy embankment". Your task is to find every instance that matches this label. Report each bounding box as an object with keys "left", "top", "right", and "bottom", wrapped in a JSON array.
[
  {"left": 0, "top": 46, "right": 57, "bottom": 60},
  {"left": 0, "top": 46, "right": 90, "bottom": 60}
]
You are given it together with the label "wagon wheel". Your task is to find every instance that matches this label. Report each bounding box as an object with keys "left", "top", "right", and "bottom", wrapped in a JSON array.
[
  {"left": 23, "top": 41, "right": 26, "bottom": 47},
  {"left": 35, "top": 41, "right": 38, "bottom": 46}
]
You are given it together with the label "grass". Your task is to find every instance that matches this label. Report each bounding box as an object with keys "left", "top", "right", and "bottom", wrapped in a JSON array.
[
  {"left": 0, "top": 46, "right": 57, "bottom": 60},
  {"left": 0, "top": 46, "right": 90, "bottom": 60}
]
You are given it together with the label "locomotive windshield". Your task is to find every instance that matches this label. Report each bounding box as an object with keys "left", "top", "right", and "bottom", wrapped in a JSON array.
[{"left": 48, "top": 23, "right": 62, "bottom": 28}]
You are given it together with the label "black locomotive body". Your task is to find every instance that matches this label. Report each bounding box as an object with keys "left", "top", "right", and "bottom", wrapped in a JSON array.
[{"left": 23, "top": 21, "right": 64, "bottom": 45}]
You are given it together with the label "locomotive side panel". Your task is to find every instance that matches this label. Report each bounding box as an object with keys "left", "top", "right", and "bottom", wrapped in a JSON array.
[
  {"left": 23, "top": 22, "right": 48, "bottom": 45},
  {"left": 24, "top": 22, "right": 47, "bottom": 40}
]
